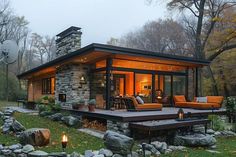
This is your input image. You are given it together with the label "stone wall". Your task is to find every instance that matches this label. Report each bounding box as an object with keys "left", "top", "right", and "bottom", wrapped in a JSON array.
[
  {"left": 55, "top": 64, "right": 90, "bottom": 107},
  {"left": 107, "top": 120, "right": 130, "bottom": 136},
  {"left": 56, "top": 26, "right": 82, "bottom": 57}
]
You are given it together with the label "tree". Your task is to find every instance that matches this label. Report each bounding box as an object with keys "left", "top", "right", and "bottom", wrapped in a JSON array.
[
  {"left": 109, "top": 19, "right": 193, "bottom": 56},
  {"left": 164, "top": 0, "right": 236, "bottom": 95}
]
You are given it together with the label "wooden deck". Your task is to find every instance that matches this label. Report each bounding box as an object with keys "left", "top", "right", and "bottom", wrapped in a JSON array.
[{"left": 64, "top": 107, "right": 227, "bottom": 122}]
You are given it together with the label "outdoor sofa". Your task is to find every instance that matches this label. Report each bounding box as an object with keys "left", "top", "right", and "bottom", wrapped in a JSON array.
[
  {"left": 173, "top": 95, "right": 224, "bottom": 110},
  {"left": 124, "top": 96, "right": 162, "bottom": 111}
]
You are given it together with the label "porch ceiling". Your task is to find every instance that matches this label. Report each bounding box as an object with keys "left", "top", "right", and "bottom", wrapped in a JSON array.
[{"left": 18, "top": 43, "right": 210, "bottom": 79}]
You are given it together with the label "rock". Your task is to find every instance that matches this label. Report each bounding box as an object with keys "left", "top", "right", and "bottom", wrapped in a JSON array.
[
  {"left": 193, "top": 125, "right": 206, "bottom": 133},
  {"left": 221, "top": 130, "right": 236, "bottom": 136},
  {"left": 19, "top": 128, "right": 50, "bottom": 146},
  {"left": 39, "top": 111, "right": 52, "bottom": 117},
  {"left": 84, "top": 150, "right": 94, "bottom": 157},
  {"left": 70, "top": 151, "right": 80, "bottom": 157},
  {"left": 103, "top": 131, "right": 134, "bottom": 155},
  {"left": 174, "top": 133, "right": 216, "bottom": 147},
  {"left": 1, "top": 149, "right": 12, "bottom": 155},
  {"left": 48, "top": 152, "right": 67, "bottom": 157},
  {"left": 143, "top": 143, "right": 159, "bottom": 154},
  {"left": 11, "top": 120, "right": 26, "bottom": 132},
  {"left": 99, "top": 148, "right": 113, "bottom": 157},
  {"left": 168, "top": 145, "right": 186, "bottom": 151},
  {"left": 22, "top": 144, "right": 35, "bottom": 153},
  {"left": 207, "top": 129, "right": 215, "bottom": 134},
  {"left": 214, "top": 131, "right": 221, "bottom": 136},
  {"left": 112, "top": 154, "right": 123, "bottom": 157},
  {"left": 144, "top": 150, "right": 152, "bottom": 157},
  {"left": 93, "top": 151, "right": 99, "bottom": 155},
  {"left": 206, "top": 150, "right": 221, "bottom": 154},
  {"left": 4, "top": 109, "right": 14, "bottom": 116},
  {"left": 2, "top": 124, "right": 11, "bottom": 134},
  {"left": 93, "top": 155, "right": 104, "bottom": 157},
  {"left": 61, "top": 116, "right": 81, "bottom": 127},
  {"left": 210, "top": 145, "right": 217, "bottom": 149},
  {"left": 0, "top": 144, "right": 4, "bottom": 150},
  {"left": 164, "top": 149, "right": 172, "bottom": 154},
  {"left": 13, "top": 149, "right": 22, "bottom": 154},
  {"left": 127, "top": 152, "right": 139, "bottom": 157},
  {"left": 48, "top": 113, "right": 63, "bottom": 121},
  {"left": 151, "top": 141, "right": 167, "bottom": 153},
  {"left": 9, "top": 143, "right": 22, "bottom": 150},
  {"left": 28, "top": 150, "right": 48, "bottom": 157},
  {"left": 18, "top": 154, "right": 28, "bottom": 157}
]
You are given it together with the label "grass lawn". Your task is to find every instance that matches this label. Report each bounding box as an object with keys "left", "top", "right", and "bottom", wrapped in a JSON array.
[{"left": 1, "top": 101, "right": 236, "bottom": 156}]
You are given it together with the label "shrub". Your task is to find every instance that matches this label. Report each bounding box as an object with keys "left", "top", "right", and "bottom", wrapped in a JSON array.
[
  {"left": 208, "top": 115, "right": 226, "bottom": 131},
  {"left": 226, "top": 97, "right": 236, "bottom": 113},
  {"left": 88, "top": 99, "right": 96, "bottom": 105},
  {"left": 38, "top": 104, "right": 51, "bottom": 113},
  {"left": 50, "top": 103, "right": 61, "bottom": 112},
  {"left": 79, "top": 99, "right": 85, "bottom": 104}
]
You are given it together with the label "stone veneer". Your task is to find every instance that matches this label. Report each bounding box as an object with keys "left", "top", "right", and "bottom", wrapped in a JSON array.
[
  {"left": 55, "top": 64, "right": 90, "bottom": 107},
  {"left": 107, "top": 120, "right": 130, "bottom": 136},
  {"left": 56, "top": 26, "right": 82, "bottom": 57}
]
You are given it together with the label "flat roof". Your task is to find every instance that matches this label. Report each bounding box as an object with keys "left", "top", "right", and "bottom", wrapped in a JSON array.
[{"left": 18, "top": 43, "right": 210, "bottom": 78}]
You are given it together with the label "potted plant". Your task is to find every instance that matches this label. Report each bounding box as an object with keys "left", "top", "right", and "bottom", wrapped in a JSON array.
[
  {"left": 72, "top": 102, "right": 79, "bottom": 110},
  {"left": 88, "top": 99, "right": 96, "bottom": 112},
  {"left": 78, "top": 99, "right": 86, "bottom": 111}
]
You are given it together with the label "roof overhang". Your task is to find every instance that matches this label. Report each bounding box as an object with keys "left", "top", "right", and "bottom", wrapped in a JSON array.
[{"left": 18, "top": 43, "right": 210, "bottom": 79}]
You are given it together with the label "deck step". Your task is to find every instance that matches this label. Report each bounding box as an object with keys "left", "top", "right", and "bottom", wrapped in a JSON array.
[{"left": 78, "top": 128, "right": 105, "bottom": 139}]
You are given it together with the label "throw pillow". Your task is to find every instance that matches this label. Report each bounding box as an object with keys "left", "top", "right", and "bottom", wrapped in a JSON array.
[
  {"left": 196, "top": 97, "right": 207, "bottom": 103},
  {"left": 136, "top": 96, "right": 144, "bottom": 104}
]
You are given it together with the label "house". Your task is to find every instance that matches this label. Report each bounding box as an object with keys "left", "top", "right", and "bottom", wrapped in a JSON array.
[{"left": 18, "top": 26, "right": 210, "bottom": 109}]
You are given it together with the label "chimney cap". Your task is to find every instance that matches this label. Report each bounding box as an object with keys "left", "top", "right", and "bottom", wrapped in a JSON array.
[{"left": 56, "top": 26, "right": 81, "bottom": 38}]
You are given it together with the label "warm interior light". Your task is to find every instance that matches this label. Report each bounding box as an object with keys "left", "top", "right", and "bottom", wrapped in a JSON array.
[{"left": 80, "top": 76, "right": 85, "bottom": 81}]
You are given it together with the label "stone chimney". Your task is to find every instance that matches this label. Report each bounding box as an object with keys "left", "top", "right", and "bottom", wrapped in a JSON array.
[{"left": 56, "top": 26, "right": 82, "bottom": 57}]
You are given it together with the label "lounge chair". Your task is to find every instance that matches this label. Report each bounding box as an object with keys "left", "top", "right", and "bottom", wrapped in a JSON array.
[
  {"left": 123, "top": 96, "right": 162, "bottom": 111},
  {"left": 173, "top": 95, "right": 223, "bottom": 110}
]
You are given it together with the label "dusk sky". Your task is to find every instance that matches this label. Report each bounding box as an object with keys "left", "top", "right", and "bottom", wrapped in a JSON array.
[{"left": 11, "top": 0, "right": 169, "bottom": 46}]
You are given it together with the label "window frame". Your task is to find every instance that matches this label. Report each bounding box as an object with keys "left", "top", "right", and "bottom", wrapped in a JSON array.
[{"left": 42, "top": 77, "right": 55, "bottom": 95}]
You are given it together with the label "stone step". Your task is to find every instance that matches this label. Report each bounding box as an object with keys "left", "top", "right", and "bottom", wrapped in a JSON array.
[{"left": 78, "top": 128, "right": 105, "bottom": 139}]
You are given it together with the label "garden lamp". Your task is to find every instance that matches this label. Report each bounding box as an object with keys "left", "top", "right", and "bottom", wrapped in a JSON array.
[
  {"left": 61, "top": 133, "right": 68, "bottom": 152},
  {"left": 178, "top": 108, "right": 184, "bottom": 120}
]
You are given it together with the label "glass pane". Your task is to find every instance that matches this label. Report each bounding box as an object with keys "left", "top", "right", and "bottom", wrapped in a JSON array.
[
  {"left": 135, "top": 73, "right": 152, "bottom": 103},
  {"left": 173, "top": 76, "right": 186, "bottom": 95},
  {"left": 164, "top": 75, "right": 171, "bottom": 98},
  {"left": 90, "top": 72, "right": 106, "bottom": 109},
  {"left": 111, "top": 71, "right": 134, "bottom": 97}
]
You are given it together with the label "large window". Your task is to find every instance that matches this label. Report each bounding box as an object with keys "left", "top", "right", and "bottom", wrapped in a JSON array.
[
  {"left": 42, "top": 77, "right": 55, "bottom": 94},
  {"left": 173, "top": 75, "right": 186, "bottom": 95},
  {"left": 135, "top": 73, "right": 152, "bottom": 103}
]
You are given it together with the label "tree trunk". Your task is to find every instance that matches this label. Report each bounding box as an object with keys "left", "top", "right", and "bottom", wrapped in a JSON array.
[{"left": 206, "top": 65, "right": 218, "bottom": 96}]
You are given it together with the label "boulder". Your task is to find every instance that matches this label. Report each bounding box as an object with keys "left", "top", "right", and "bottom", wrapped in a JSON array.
[
  {"left": 11, "top": 120, "right": 26, "bottom": 132},
  {"left": 4, "top": 109, "right": 14, "bottom": 116},
  {"left": 1, "top": 149, "right": 12, "bottom": 156},
  {"left": 174, "top": 133, "right": 216, "bottom": 147},
  {"left": 48, "top": 152, "right": 67, "bottom": 157},
  {"left": 151, "top": 141, "right": 167, "bottom": 153},
  {"left": 112, "top": 154, "right": 123, "bottom": 157},
  {"left": 19, "top": 128, "right": 50, "bottom": 146},
  {"left": 70, "top": 151, "right": 80, "bottom": 157},
  {"left": 168, "top": 145, "right": 186, "bottom": 151},
  {"left": 22, "top": 144, "right": 35, "bottom": 153},
  {"left": 39, "top": 111, "right": 52, "bottom": 117},
  {"left": 61, "top": 116, "right": 81, "bottom": 127},
  {"left": 9, "top": 143, "right": 22, "bottom": 150},
  {"left": 84, "top": 150, "right": 94, "bottom": 157},
  {"left": 28, "top": 150, "right": 48, "bottom": 157},
  {"left": 99, "top": 148, "right": 113, "bottom": 157},
  {"left": 103, "top": 131, "right": 134, "bottom": 155},
  {"left": 48, "top": 113, "right": 63, "bottom": 121},
  {"left": 143, "top": 143, "right": 159, "bottom": 154}
]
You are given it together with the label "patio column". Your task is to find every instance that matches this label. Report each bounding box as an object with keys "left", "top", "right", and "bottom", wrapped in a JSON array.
[
  {"left": 195, "top": 67, "right": 199, "bottom": 97},
  {"left": 105, "top": 58, "right": 112, "bottom": 110}
]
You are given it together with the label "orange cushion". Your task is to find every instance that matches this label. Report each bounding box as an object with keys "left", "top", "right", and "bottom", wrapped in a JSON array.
[
  {"left": 173, "top": 95, "right": 186, "bottom": 103},
  {"left": 136, "top": 103, "right": 162, "bottom": 110},
  {"left": 207, "top": 96, "right": 224, "bottom": 104},
  {"left": 188, "top": 102, "right": 220, "bottom": 109}
]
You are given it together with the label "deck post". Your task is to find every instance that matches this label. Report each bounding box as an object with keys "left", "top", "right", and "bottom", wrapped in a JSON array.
[
  {"left": 152, "top": 73, "right": 155, "bottom": 103},
  {"left": 185, "top": 68, "right": 189, "bottom": 100},
  {"left": 106, "top": 58, "right": 112, "bottom": 110},
  {"left": 195, "top": 67, "right": 199, "bottom": 97}
]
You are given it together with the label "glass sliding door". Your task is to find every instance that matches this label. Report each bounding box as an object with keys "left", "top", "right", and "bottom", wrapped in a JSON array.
[
  {"left": 173, "top": 75, "right": 186, "bottom": 95},
  {"left": 135, "top": 73, "right": 152, "bottom": 103}
]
